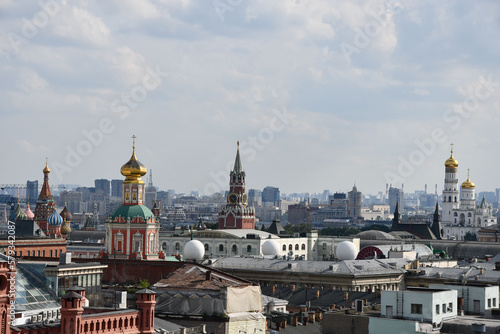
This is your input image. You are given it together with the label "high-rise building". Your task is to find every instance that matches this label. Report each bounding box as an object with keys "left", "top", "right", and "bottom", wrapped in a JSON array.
[
  {"left": 248, "top": 189, "right": 262, "bottom": 207},
  {"left": 111, "top": 179, "right": 122, "bottom": 198},
  {"left": 388, "top": 187, "right": 404, "bottom": 213},
  {"left": 144, "top": 169, "right": 157, "bottom": 209},
  {"left": 218, "top": 142, "right": 255, "bottom": 229},
  {"left": 94, "top": 179, "right": 110, "bottom": 197},
  {"left": 262, "top": 186, "right": 280, "bottom": 207},
  {"left": 348, "top": 185, "right": 362, "bottom": 218},
  {"left": 26, "top": 180, "right": 38, "bottom": 206}
]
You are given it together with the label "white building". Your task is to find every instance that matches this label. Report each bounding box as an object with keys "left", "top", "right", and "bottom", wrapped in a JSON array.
[
  {"left": 429, "top": 284, "right": 499, "bottom": 315},
  {"left": 441, "top": 147, "right": 496, "bottom": 240},
  {"left": 381, "top": 287, "right": 457, "bottom": 328},
  {"left": 159, "top": 229, "right": 360, "bottom": 261}
]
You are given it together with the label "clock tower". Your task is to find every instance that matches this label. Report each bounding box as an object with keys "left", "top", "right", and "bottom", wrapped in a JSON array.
[{"left": 218, "top": 142, "right": 255, "bottom": 229}]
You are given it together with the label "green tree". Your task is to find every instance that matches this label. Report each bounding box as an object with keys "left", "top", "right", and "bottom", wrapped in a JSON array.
[
  {"left": 138, "top": 278, "right": 150, "bottom": 289},
  {"left": 464, "top": 232, "right": 477, "bottom": 241}
]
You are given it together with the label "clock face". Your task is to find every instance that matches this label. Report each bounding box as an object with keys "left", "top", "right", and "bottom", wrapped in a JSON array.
[
  {"left": 228, "top": 193, "right": 238, "bottom": 204},
  {"left": 241, "top": 193, "right": 248, "bottom": 204}
]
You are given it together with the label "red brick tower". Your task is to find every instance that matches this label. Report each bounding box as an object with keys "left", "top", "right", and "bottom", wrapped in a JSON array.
[
  {"left": 0, "top": 259, "right": 16, "bottom": 334},
  {"left": 34, "top": 160, "right": 55, "bottom": 235},
  {"left": 136, "top": 289, "right": 156, "bottom": 334},
  {"left": 60, "top": 291, "right": 85, "bottom": 334},
  {"left": 218, "top": 142, "right": 255, "bottom": 229}
]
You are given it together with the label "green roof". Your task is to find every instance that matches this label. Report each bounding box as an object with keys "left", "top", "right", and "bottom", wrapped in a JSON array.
[{"left": 111, "top": 204, "right": 155, "bottom": 221}]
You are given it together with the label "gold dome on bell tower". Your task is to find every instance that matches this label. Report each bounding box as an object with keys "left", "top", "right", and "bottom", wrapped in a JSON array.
[
  {"left": 120, "top": 135, "right": 147, "bottom": 184},
  {"left": 444, "top": 144, "right": 458, "bottom": 169}
]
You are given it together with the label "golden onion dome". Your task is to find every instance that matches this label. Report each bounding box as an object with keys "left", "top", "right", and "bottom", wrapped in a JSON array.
[
  {"left": 60, "top": 220, "right": 71, "bottom": 235},
  {"left": 120, "top": 136, "right": 147, "bottom": 184},
  {"left": 462, "top": 170, "right": 475, "bottom": 189},
  {"left": 445, "top": 151, "right": 458, "bottom": 168},
  {"left": 43, "top": 161, "right": 50, "bottom": 173}
]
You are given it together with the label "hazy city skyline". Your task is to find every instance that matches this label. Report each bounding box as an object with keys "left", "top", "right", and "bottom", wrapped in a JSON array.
[{"left": 2, "top": 1, "right": 500, "bottom": 195}]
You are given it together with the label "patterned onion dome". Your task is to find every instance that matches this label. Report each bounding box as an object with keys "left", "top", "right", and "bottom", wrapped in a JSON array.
[
  {"left": 10, "top": 204, "right": 28, "bottom": 221},
  {"left": 48, "top": 210, "right": 63, "bottom": 226},
  {"left": 60, "top": 205, "right": 72, "bottom": 222},
  {"left": 24, "top": 203, "right": 35, "bottom": 220},
  {"left": 60, "top": 221, "right": 71, "bottom": 235}
]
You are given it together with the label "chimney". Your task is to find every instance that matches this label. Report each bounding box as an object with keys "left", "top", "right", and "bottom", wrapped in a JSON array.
[
  {"left": 60, "top": 252, "right": 72, "bottom": 265},
  {"left": 205, "top": 270, "right": 212, "bottom": 280},
  {"left": 271, "top": 285, "right": 276, "bottom": 295},
  {"left": 315, "top": 290, "right": 320, "bottom": 298}
]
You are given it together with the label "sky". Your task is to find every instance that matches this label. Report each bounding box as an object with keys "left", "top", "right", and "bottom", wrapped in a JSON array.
[{"left": 1, "top": 0, "right": 500, "bottom": 196}]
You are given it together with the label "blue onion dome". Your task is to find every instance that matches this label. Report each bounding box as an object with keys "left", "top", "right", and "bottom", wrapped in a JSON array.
[{"left": 48, "top": 210, "right": 63, "bottom": 226}]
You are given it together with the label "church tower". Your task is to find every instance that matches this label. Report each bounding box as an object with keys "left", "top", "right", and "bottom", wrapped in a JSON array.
[
  {"left": 34, "top": 160, "right": 55, "bottom": 234},
  {"left": 441, "top": 145, "right": 459, "bottom": 225},
  {"left": 460, "top": 169, "right": 476, "bottom": 210},
  {"left": 218, "top": 142, "right": 255, "bottom": 229},
  {"left": 105, "top": 136, "right": 159, "bottom": 260}
]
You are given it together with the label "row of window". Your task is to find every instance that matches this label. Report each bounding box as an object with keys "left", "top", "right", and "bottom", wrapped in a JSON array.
[
  {"left": 161, "top": 242, "right": 311, "bottom": 253},
  {"left": 488, "top": 298, "right": 497, "bottom": 308},
  {"left": 435, "top": 302, "right": 453, "bottom": 314},
  {"left": 16, "top": 249, "right": 64, "bottom": 257}
]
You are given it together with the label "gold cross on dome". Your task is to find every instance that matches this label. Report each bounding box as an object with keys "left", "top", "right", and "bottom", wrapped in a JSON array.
[
  {"left": 132, "top": 135, "right": 136, "bottom": 149},
  {"left": 450, "top": 143, "right": 454, "bottom": 153}
]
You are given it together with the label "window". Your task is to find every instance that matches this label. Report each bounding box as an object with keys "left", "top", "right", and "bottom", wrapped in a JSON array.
[
  {"left": 27, "top": 250, "right": 30, "bottom": 256},
  {"left": 322, "top": 243, "right": 327, "bottom": 250},
  {"left": 205, "top": 244, "right": 209, "bottom": 251},
  {"left": 232, "top": 245, "right": 237, "bottom": 255},
  {"left": 448, "top": 302, "right": 453, "bottom": 312},
  {"left": 295, "top": 244, "right": 299, "bottom": 251},
  {"left": 301, "top": 244, "right": 305, "bottom": 250},
  {"left": 219, "top": 244, "right": 224, "bottom": 252},
  {"left": 494, "top": 299, "right": 497, "bottom": 307},
  {"left": 411, "top": 304, "right": 422, "bottom": 314},
  {"left": 289, "top": 244, "right": 292, "bottom": 251},
  {"left": 282, "top": 245, "right": 286, "bottom": 251},
  {"left": 247, "top": 245, "right": 252, "bottom": 253},
  {"left": 442, "top": 304, "right": 446, "bottom": 313},
  {"left": 436, "top": 304, "right": 440, "bottom": 314},
  {"left": 162, "top": 242, "right": 167, "bottom": 251},
  {"left": 175, "top": 243, "right": 180, "bottom": 251},
  {"left": 454, "top": 212, "right": 458, "bottom": 217},
  {"left": 488, "top": 299, "right": 492, "bottom": 308}
]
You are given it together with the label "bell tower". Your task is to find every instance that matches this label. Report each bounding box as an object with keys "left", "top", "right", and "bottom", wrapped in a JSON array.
[
  {"left": 218, "top": 142, "right": 255, "bottom": 229},
  {"left": 442, "top": 144, "right": 459, "bottom": 225}
]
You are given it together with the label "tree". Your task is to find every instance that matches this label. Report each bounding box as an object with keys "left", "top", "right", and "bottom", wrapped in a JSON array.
[
  {"left": 464, "top": 232, "right": 477, "bottom": 241},
  {"left": 138, "top": 278, "right": 150, "bottom": 289}
]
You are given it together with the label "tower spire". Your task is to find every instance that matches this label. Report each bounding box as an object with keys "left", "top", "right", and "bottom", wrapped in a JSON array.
[{"left": 233, "top": 141, "right": 242, "bottom": 173}]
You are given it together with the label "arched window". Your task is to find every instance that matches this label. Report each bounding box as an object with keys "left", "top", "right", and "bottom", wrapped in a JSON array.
[
  {"left": 322, "top": 243, "right": 327, "bottom": 250},
  {"left": 295, "top": 244, "right": 299, "bottom": 251},
  {"left": 448, "top": 196, "right": 451, "bottom": 202},
  {"left": 175, "top": 243, "right": 180, "bottom": 251},
  {"left": 301, "top": 244, "right": 305, "bottom": 250},
  {"left": 204, "top": 244, "right": 209, "bottom": 251},
  {"left": 454, "top": 212, "right": 458, "bottom": 217},
  {"left": 232, "top": 245, "right": 237, "bottom": 255},
  {"left": 247, "top": 245, "right": 252, "bottom": 253},
  {"left": 162, "top": 242, "right": 167, "bottom": 251},
  {"left": 289, "top": 244, "right": 293, "bottom": 251},
  {"left": 454, "top": 196, "right": 457, "bottom": 202},
  {"left": 468, "top": 212, "right": 472, "bottom": 217},
  {"left": 282, "top": 245, "right": 286, "bottom": 251},
  {"left": 219, "top": 244, "right": 224, "bottom": 252}
]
